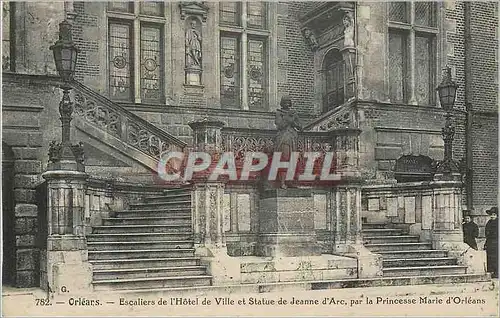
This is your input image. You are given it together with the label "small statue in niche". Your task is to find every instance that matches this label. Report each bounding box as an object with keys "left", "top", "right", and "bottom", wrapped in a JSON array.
[
  {"left": 185, "top": 19, "right": 202, "bottom": 69},
  {"left": 302, "top": 28, "right": 319, "bottom": 51},
  {"left": 343, "top": 11, "right": 355, "bottom": 48}
]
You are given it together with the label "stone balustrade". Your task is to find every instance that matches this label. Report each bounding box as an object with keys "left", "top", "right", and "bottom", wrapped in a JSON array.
[{"left": 71, "top": 81, "right": 187, "bottom": 161}]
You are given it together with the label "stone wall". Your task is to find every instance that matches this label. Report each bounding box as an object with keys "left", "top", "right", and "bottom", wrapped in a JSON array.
[{"left": 2, "top": 78, "right": 50, "bottom": 287}]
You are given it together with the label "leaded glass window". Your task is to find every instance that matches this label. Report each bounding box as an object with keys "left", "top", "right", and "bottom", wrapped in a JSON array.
[
  {"left": 247, "top": 3, "right": 266, "bottom": 29},
  {"left": 389, "top": 31, "right": 407, "bottom": 103},
  {"left": 108, "top": 2, "right": 133, "bottom": 13},
  {"left": 107, "top": 2, "right": 166, "bottom": 103},
  {"left": 2, "top": 1, "right": 11, "bottom": 70},
  {"left": 248, "top": 38, "right": 266, "bottom": 108},
  {"left": 220, "top": 36, "right": 240, "bottom": 108},
  {"left": 109, "top": 22, "right": 133, "bottom": 101},
  {"left": 389, "top": 2, "right": 408, "bottom": 23},
  {"left": 220, "top": 2, "right": 240, "bottom": 26},
  {"left": 219, "top": 2, "right": 271, "bottom": 110},
  {"left": 140, "top": 1, "right": 164, "bottom": 17},
  {"left": 388, "top": 1, "right": 438, "bottom": 106},
  {"left": 415, "top": 35, "right": 435, "bottom": 105},
  {"left": 415, "top": 2, "right": 436, "bottom": 27},
  {"left": 140, "top": 24, "right": 163, "bottom": 102},
  {"left": 323, "top": 50, "right": 345, "bottom": 112}
]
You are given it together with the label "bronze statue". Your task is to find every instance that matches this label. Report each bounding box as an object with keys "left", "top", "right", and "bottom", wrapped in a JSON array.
[{"left": 274, "top": 96, "right": 302, "bottom": 189}]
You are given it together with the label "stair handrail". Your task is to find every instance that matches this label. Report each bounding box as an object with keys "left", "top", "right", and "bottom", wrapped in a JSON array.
[{"left": 70, "top": 81, "right": 187, "bottom": 161}]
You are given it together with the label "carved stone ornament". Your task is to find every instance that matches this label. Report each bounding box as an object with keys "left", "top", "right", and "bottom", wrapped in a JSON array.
[
  {"left": 48, "top": 141, "right": 63, "bottom": 163},
  {"left": 301, "top": 28, "right": 320, "bottom": 52},
  {"left": 342, "top": 11, "right": 355, "bottom": 48},
  {"left": 179, "top": 2, "right": 209, "bottom": 22},
  {"left": 319, "top": 112, "right": 352, "bottom": 131}
]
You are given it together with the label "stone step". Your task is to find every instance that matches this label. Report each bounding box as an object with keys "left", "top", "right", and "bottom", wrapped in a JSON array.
[
  {"left": 383, "top": 257, "right": 458, "bottom": 268},
  {"left": 365, "top": 242, "right": 432, "bottom": 252},
  {"left": 93, "top": 266, "right": 207, "bottom": 281},
  {"left": 89, "top": 257, "right": 201, "bottom": 270},
  {"left": 102, "top": 216, "right": 191, "bottom": 226},
  {"left": 382, "top": 265, "right": 468, "bottom": 277},
  {"left": 88, "top": 249, "right": 195, "bottom": 260},
  {"left": 87, "top": 232, "right": 193, "bottom": 242},
  {"left": 377, "top": 250, "right": 449, "bottom": 259},
  {"left": 92, "top": 224, "right": 192, "bottom": 234},
  {"left": 361, "top": 229, "right": 404, "bottom": 236},
  {"left": 88, "top": 240, "right": 194, "bottom": 251},
  {"left": 112, "top": 209, "right": 191, "bottom": 218},
  {"left": 310, "top": 273, "right": 491, "bottom": 290},
  {"left": 129, "top": 200, "right": 192, "bottom": 210},
  {"left": 363, "top": 235, "right": 420, "bottom": 244},
  {"left": 143, "top": 192, "right": 191, "bottom": 203},
  {"left": 162, "top": 187, "right": 192, "bottom": 194},
  {"left": 92, "top": 275, "right": 212, "bottom": 291},
  {"left": 362, "top": 223, "right": 389, "bottom": 229}
]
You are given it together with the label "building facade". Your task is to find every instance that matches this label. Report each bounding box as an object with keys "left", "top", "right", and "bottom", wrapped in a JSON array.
[{"left": 2, "top": 1, "right": 498, "bottom": 289}]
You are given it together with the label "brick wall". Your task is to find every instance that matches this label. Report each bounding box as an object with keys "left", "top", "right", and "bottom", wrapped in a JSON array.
[
  {"left": 277, "top": 2, "right": 316, "bottom": 116},
  {"left": 469, "top": 2, "right": 498, "bottom": 213}
]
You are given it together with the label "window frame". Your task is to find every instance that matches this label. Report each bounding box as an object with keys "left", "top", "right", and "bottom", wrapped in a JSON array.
[
  {"left": 218, "top": 1, "right": 271, "bottom": 110},
  {"left": 106, "top": 2, "right": 167, "bottom": 104},
  {"left": 322, "top": 49, "right": 347, "bottom": 112},
  {"left": 387, "top": 1, "right": 439, "bottom": 106}
]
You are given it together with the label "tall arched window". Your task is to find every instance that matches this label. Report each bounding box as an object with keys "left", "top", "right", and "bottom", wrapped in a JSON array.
[{"left": 323, "top": 49, "right": 345, "bottom": 112}]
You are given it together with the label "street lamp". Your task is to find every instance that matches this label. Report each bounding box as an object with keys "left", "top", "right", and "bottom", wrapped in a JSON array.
[
  {"left": 48, "top": 20, "right": 84, "bottom": 171},
  {"left": 435, "top": 66, "right": 460, "bottom": 178}
]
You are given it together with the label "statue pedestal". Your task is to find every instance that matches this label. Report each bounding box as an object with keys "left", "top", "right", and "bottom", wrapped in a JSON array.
[
  {"left": 185, "top": 68, "right": 202, "bottom": 86},
  {"left": 256, "top": 188, "right": 322, "bottom": 257}
]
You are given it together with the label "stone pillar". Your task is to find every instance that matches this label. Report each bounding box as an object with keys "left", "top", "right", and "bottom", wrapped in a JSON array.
[
  {"left": 331, "top": 129, "right": 382, "bottom": 278},
  {"left": 256, "top": 188, "right": 322, "bottom": 257},
  {"left": 334, "top": 128, "right": 361, "bottom": 178},
  {"left": 42, "top": 170, "right": 92, "bottom": 294},
  {"left": 331, "top": 184, "right": 362, "bottom": 253},
  {"left": 342, "top": 47, "right": 356, "bottom": 100},
  {"left": 430, "top": 180, "right": 486, "bottom": 274},
  {"left": 188, "top": 118, "right": 241, "bottom": 285}
]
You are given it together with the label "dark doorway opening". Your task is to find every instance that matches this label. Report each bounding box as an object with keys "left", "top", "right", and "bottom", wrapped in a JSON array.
[{"left": 3, "top": 142, "right": 16, "bottom": 285}]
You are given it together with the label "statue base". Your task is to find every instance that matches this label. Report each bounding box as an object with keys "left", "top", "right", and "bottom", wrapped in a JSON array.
[{"left": 256, "top": 188, "right": 322, "bottom": 257}]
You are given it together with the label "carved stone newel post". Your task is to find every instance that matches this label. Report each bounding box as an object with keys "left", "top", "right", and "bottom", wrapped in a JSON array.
[{"left": 188, "top": 117, "right": 226, "bottom": 247}]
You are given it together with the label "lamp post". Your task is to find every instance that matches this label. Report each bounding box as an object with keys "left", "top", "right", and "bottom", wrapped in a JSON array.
[
  {"left": 435, "top": 66, "right": 460, "bottom": 179},
  {"left": 48, "top": 20, "right": 84, "bottom": 171}
]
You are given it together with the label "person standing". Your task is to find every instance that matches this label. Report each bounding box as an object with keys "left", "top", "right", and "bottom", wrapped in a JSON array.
[
  {"left": 484, "top": 207, "right": 498, "bottom": 278},
  {"left": 462, "top": 214, "right": 479, "bottom": 250}
]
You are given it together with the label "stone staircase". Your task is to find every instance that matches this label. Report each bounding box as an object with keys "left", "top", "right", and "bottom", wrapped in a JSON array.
[
  {"left": 362, "top": 223, "right": 469, "bottom": 277},
  {"left": 87, "top": 187, "right": 212, "bottom": 291}
]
